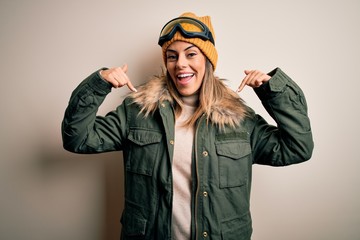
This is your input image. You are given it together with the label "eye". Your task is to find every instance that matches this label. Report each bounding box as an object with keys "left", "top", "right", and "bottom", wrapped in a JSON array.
[
  {"left": 166, "top": 54, "right": 177, "bottom": 61},
  {"left": 186, "top": 50, "right": 199, "bottom": 58}
]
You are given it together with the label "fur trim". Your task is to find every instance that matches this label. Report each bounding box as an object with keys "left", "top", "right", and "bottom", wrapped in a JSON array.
[
  {"left": 129, "top": 76, "right": 248, "bottom": 127},
  {"left": 130, "top": 76, "right": 173, "bottom": 117}
]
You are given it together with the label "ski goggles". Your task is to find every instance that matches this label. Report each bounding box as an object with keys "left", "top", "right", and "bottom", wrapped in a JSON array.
[{"left": 158, "top": 17, "right": 215, "bottom": 46}]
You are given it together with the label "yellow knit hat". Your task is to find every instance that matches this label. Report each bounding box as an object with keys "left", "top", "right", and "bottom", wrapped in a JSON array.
[{"left": 160, "top": 12, "right": 218, "bottom": 70}]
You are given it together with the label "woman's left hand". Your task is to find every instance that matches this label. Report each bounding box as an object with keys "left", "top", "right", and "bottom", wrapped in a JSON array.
[{"left": 237, "top": 70, "right": 271, "bottom": 92}]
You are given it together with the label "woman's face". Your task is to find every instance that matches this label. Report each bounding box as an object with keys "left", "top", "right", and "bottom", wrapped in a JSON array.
[{"left": 166, "top": 41, "right": 206, "bottom": 96}]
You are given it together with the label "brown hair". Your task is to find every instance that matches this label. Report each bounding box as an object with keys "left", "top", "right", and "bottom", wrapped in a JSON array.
[{"left": 166, "top": 60, "right": 249, "bottom": 129}]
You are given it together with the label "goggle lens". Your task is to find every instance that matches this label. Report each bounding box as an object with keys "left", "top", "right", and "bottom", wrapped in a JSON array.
[
  {"left": 160, "top": 18, "right": 205, "bottom": 36},
  {"left": 158, "top": 17, "right": 214, "bottom": 46}
]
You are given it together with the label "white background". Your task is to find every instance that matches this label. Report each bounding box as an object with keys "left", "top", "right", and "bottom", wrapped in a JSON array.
[{"left": 1, "top": 0, "right": 359, "bottom": 239}]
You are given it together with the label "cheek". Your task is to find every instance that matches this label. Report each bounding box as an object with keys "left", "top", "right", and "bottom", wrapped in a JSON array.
[
  {"left": 197, "top": 64, "right": 206, "bottom": 79},
  {"left": 166, "top": 65, "right": 175, "bottom": 78},
  {"left": 195, "top": 57, "right": 206, "bottom": 75}
]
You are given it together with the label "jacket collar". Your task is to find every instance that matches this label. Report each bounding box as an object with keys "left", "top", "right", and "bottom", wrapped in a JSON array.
[{"left": 129, "top": 76, "right": 248, "bottom": 127}]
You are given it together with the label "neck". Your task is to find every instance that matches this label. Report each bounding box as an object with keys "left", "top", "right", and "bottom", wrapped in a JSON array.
[{"left": 181, "top": 93, "right": 199, "bottom": 107}]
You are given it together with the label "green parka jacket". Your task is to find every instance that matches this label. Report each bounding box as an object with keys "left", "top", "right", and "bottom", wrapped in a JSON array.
[{"left": 62, "top": 68, "right": 313, "bottom": 240}]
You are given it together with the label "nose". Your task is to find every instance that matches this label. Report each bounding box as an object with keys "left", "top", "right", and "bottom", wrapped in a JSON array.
[{"left": 176, "top": 53, "right": 187, "bottom": 69}]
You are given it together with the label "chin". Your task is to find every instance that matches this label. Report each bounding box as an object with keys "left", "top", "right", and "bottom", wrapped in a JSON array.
[{"left": 179, "top": 90, "right": 197, "bottom": 96}]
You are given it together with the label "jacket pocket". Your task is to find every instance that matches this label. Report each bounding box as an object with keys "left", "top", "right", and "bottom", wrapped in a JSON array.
[
  {"left": 221, "top": 212, "right": 252, "bottom": 240},
  {"left": 121, "top": 201, "right": 147, "bottom": 239},
  {"left": 126, "top": 129, "right": 162, "bottom": 176},
  {"left": 216, "top": 140, "right": 251, "bottom": 188}
]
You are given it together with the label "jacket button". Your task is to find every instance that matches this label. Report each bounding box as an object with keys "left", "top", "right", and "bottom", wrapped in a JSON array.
[
  {"left": 202, "top": 151, "right": 208, "bottom": 157},
  {"left": 203, "top": 191, "right": 208, "bottom": 197},
  {"left": 170, "top": 140, "right": 174, "bottom": 145},
  {"left": 203, "top": 231, "right": 208, "bottom": 238}
]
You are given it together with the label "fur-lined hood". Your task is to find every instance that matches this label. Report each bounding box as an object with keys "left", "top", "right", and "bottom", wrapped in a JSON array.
[{"left": 129, "top": 76, "right": 250, "bottom": 128}]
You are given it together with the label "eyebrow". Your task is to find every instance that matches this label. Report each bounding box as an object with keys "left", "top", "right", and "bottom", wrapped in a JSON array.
[{"left": 166, "top": 45, "right": 196, "bottom": 53}]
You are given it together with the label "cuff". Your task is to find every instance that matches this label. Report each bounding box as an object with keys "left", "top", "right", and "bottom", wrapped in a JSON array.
[
  {"left": 254, "top": 67, "right": 290, "bottom": 100},
  {"left": 87, "top": 68, "right": 112, "bottom": 95}
]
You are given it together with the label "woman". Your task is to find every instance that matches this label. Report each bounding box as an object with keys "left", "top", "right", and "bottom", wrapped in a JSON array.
[{"left": 62, "top": 12, "right": 313, "bottom": 240}]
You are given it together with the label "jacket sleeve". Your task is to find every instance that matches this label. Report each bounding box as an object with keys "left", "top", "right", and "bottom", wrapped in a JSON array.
[
  {"left": 250, "top": 68, "right": 314, "bottom": 166},
  {"left": 61, "top": 70, "right": 128, "bottom": 153}
]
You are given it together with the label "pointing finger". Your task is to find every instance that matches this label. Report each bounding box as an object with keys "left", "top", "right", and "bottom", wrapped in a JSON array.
[
  {"left": 237, "top": 70, "right": 251, "bottom": 92},
  {"left": 126, "top": 80, "right": 137, "bottom": 92},
  {"left": 121, "top": 64, "right": 137, "bottom": 92}
]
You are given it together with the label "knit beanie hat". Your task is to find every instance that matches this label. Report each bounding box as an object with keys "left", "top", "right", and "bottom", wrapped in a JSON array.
[{"left": 160, "top": 12, "right": 218, "bottom": 70}]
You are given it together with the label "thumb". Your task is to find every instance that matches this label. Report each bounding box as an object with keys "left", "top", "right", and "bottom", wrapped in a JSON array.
[
  {"left": 244, "top": 69, "right": 251, "bottom": 75},
  {"left": 122, "top": 64, "right": 128, "bottom": 73}
]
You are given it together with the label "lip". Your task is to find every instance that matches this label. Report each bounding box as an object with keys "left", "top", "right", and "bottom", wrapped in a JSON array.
[{"left": 176, "top": 73, "right": 194, "bottom": 86}]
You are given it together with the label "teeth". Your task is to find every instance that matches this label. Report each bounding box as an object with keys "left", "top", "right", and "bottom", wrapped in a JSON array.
[{"left": 178, "top": 73, "right": 193, "bottom": 78}]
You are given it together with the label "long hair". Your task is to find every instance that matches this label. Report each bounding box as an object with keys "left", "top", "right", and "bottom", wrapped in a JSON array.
[{"left": 166, "top": 59, "right": 249, "bottom": 129}]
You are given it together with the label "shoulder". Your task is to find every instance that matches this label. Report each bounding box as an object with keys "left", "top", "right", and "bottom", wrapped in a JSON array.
[{"left": 125, "top": 75, "right": 173, "bottom": 117}]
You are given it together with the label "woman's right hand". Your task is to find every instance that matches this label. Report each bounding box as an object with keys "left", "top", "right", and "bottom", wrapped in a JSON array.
[{"left": 100, "top": 64, "right": 137, "bottom": 92}]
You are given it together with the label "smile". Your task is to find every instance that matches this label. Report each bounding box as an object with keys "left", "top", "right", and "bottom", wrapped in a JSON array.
[{"left": 177, "top": 73, "right": 194, "bottom": 85}]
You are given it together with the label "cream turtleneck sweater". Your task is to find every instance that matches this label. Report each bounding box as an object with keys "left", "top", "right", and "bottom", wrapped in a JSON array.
[{"left": 171, "top": 94, "right": 198, "bottom": 240}]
